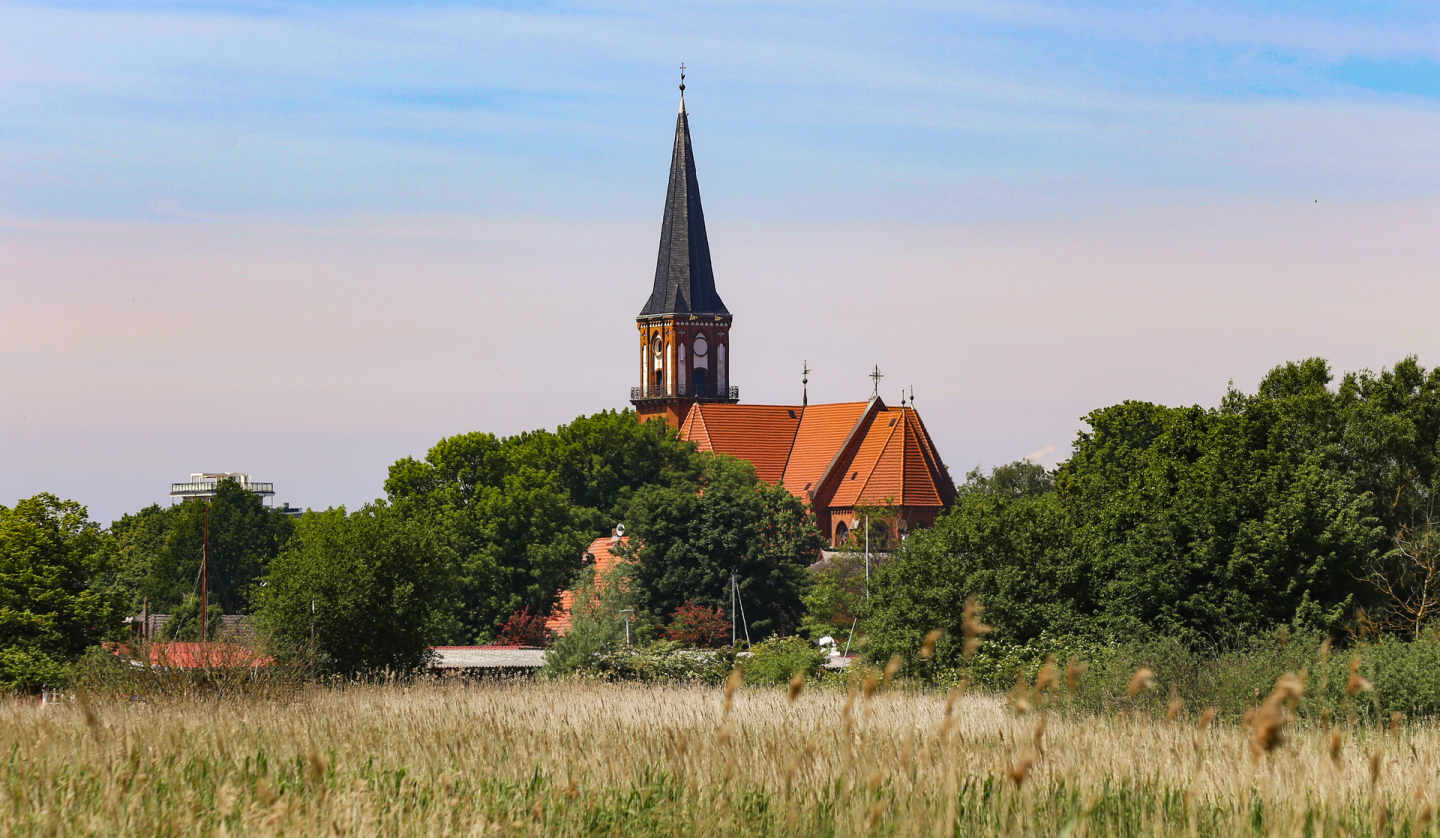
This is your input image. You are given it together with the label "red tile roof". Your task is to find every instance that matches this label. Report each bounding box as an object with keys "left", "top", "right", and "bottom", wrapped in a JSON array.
[
  {"left": 107, "top": 642, "right": 273, "bottom": 669},
  {"left": 780, "top": 402, "right": 873, "bottom": 501},
  {"left": 546, "top": 534, "right": 630, "bottom": 634},
  {"left": 681, "top": 403, "right": 802, "bottom": 484},
  {"left": 680, "top": 400, "right": 956, "bottom": 513}
]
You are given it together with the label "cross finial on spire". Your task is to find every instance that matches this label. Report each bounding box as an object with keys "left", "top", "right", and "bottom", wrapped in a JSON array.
[
  {"left": 678, "top": 63, "right": 686, "bottom": 113},
  {"left": 802, "top": 360, "right": 811, "bottom": 407},
  {"left": 870, "top": 365, "right": 884, "bottom": 399}
]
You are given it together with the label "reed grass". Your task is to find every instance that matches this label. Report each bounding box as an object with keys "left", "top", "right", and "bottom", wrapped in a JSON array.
[{"left": 2, "top": 678, "right": 1436, "bottom": 836}]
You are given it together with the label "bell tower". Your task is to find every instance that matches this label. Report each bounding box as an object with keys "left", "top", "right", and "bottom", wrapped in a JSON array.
[{"left": 631, "top": 70, "right": 738, "bottom": 426}]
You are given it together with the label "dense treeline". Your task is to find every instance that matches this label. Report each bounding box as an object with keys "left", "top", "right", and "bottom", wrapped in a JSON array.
[
  {"left": 5, "top": 357, "right": 1439, "bottom": 688},
  {"left": 863, "top": 357, "right": 1440, "bottom": 667}
]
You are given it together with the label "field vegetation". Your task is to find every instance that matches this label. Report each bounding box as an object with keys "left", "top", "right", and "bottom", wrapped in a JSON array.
[{"left": 4, "top": 675, "right": 1437, "bottom": 837}]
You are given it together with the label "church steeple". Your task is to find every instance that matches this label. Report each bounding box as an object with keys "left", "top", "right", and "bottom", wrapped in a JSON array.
[
  {"left": 632, "top": 70, "right": 738, "bottom": 427},
  {"left": 640, "top": 70, "right": 728, "bottom": 317}
]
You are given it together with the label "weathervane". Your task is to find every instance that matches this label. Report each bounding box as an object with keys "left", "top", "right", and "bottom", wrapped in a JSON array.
[
  {"left": 870, "top": 365, "right": 884, "bottom": 399},
  {"left": 802, "top": 360, "right": 811, "bottom": 407},
  {"left": 679, "top": 63, "right": 686, "bottom": 93}
]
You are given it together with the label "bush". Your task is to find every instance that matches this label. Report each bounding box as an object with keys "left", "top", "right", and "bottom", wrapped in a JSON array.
[
  {"left": 495, "top": 608, "right": 553, "bottom": 647},
  {"left": 661, "top": 601, "right": 731, "bottom": 648},
  {"left": 929, "top": 629, "right": 1440, "bottom": 721},
  {"left": 592, "top": 640, "right": 737, "bottom": 684},
  {"left": 742, "top": 636, "right": 828, "bottom": 686}
]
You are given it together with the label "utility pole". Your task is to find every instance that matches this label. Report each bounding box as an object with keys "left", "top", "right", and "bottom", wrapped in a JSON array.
[
  {"left": 731, "top": 569, "right": 737, "bottom": 646},
  {"left": 864, "top": 514, "right": 870, "bottom": 600},
  {"left": 200, "top": 504, "right": 210, "bottom": 642}
]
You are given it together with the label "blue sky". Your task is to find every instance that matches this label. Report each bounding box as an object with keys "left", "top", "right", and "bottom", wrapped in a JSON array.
[{"left": 5, "top": 0, "right": 1440, "bottom": 522}]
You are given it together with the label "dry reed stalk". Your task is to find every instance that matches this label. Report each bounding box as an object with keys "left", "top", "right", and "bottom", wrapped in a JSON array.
[
  {"left": 920, "top": 629, "right": 944, "bottom": 660},
  {"left": 882, "top": 656, "right": 903, "bottom": 689},
  {"left": 7, "top": 679, "right": 1439, "bottom": 837},
  {"left": 1065, "top": 661, "right": 1088, "bottom": 692},
  {"left": 788, "top": 672, "right": 805, "bottom": 704},
  {"left": 1126, "top": 668, "right": 1156, "bottom": 697},
  {"left": 961, "top": 596, "right": 991, "bottom": 659},
  {"left": 1347, "top": 656, "right": 1373, "bottom": 696}
]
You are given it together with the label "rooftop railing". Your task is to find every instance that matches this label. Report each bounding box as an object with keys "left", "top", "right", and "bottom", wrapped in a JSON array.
[
  {"left": 630, "top": 384, "right": 739, "bottom": 401},
  {"left": 170, "top": 482, "right": 275, "bottom": 497}
]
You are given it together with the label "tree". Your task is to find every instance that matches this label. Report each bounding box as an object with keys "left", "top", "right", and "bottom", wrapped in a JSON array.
[
  {"left": 385, "top": 410, "right": 701, "bottom": 643},
  {"left": 1363, "top": 519, "right": 1440, "bottom": 639},
  {"left": 621, "top": 454, "right": 824, "bottom": 639},
  {"left": 257, "top": 504, "right": 458, "bottom": 675},
  {"left": 109, "top": 479, "right": 295, "bottom": 615},
  {"left": 863, "top": 485, "right": 1085, "bottom": 668},
  {"left": 0, "top": 495, "right": 126, "bottom": 690},
  {"left": 661, "top": 602, "right": 731, "bottom": 647}
]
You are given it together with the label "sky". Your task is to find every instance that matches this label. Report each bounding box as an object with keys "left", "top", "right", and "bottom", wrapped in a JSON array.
[{"left": 4, "top": 0, "right": 1440, "bottom": 524}]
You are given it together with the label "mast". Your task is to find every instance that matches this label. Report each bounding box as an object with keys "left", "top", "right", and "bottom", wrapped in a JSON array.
[{"left": 200, "top": 504, "right": 209, "bottom": 643}]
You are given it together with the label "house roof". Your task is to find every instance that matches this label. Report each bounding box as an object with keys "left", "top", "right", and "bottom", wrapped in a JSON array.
[
  {"left": 546, "top": 534, "right": 630, "bottom": 634},
  {"left": 680, "top": 403, "right": 801, "bottom": 484},
  {"left": 108, "top": 642, "right": 273, "bottom": 669},
  {"left": 639, "top": 97, "right": 728, "bottom": 317},
  {"left": 680, "top": 399, "right": 956, "bottom": 511}
]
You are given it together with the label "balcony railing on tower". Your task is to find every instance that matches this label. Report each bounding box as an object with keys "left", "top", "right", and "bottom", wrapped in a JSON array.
[{"left": 630, "top": 383, "right": 739, "bottom": 401}]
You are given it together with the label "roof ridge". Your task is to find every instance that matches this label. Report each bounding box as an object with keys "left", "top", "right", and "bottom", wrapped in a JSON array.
[{"left": 811, "top": 397, "right": 885, "bottom": 507}]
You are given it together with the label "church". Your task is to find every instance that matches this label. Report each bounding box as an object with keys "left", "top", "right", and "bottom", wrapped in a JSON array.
[{"left": 630, "top": 80, "right": 957, "bottom": 547}]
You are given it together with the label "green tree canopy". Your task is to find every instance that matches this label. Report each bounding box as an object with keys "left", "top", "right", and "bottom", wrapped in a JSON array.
[
  {"left": 257, "top": 504, "right": 457, "bottom": 675},
  {"left": 385, "top": 410, "right": 701, "bottom": 643},
  {"left": 621, "top": 454, "right": 825, "bottom": 639},
  {"left": 866, "top": 357, "right": 1436, "bottom": 665},
  {"left": 107, "top": 479, "right": 295, "bottom": 615},
  {"left": 0, "top": 494, "right": 126, "bottom": 690}
]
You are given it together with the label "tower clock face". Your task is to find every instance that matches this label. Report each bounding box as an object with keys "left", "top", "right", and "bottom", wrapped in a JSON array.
[{"left": 693, "top": 335, "right": 708, "bottom": 357}]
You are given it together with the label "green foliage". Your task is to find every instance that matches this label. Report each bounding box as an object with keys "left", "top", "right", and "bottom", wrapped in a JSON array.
[
  {"left": 257, "top": 504, "right": 458, "bottom": 675},
  {"left": 622, "top": 454, "right": 825, "bottom": 638},
  {"left": 0, "top": 494, "right": 125, "bottom": 691},
  {"left": 590, "top": 640, "right": 739, "bottom": 684},
  {"left": 864, "top": 486, "right": 1085, "bottom": 667},
  {"left": 741, "top": 635, "right": 828, "bottom": 685},
  {"left": 386, "top": 410, "right": 700, "bottom": 643},
  {"left": 107, "top": 480, "right": 295, "bottom": 614},
  {"left": 799, "top": 549, "right": 865, "bottom": 642},
  {"left": 157, "top": 593, "right": 224, "bottom": 641},
  {"left": 866, "top": 357, "right": 1440, "bottom": 662}
]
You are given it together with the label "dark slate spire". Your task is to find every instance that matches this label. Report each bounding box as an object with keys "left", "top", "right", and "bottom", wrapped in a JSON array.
[{"left": 640, "top": 83, "right": 729, "bottom": 317}]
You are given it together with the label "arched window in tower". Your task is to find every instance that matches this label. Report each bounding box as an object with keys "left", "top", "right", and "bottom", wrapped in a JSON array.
[
  {"left": 678, "top": 342, "right": 686, "bottom": 393},
  {"left": 693, "top": 367, "right": 707, "bottom": 396},
  {"left": 717, "top": 343, "right": 727, "bottom": 390},
  {"left": 651, "top": 335, "right": 664, "bottom": 393},
  {"left": 834, "top": 521, "right": 849, "bottom": 547}
]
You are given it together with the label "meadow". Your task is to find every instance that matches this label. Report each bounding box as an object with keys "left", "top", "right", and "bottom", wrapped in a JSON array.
[{"left": 3, "top": 676, "right": 1437, "bottom": 837}]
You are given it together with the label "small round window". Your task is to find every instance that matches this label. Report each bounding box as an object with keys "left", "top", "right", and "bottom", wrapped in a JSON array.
[{"left": 693, "top": 335, "right": 709, "bottom": 357}]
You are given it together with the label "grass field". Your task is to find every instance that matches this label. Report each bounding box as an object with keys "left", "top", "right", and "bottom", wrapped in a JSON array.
[{"left": 2, "top": 678, "right": 1437, "bottom": 837}]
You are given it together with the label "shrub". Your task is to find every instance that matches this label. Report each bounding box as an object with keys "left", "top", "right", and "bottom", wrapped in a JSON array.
[
  {"left": 495, "top": 608, "right": 553, "bottom": 647},
  {"left": 593, "top": 640, "right": 737, "bottom": 685},
  {"left": 661, "top": 601, "right": 731, "bottom": 648},
  {"left": 742, "top": 636, "right": 828, "bottom": 686}
]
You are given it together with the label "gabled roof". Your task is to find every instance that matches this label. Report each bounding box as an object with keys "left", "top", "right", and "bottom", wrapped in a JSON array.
[
  {"left": 681, "top": 403, "right": 802, "bottom": 484},
  {"left": 639, "top": 98, "right": 729, "bottom": 317},
  {"left": 829, "top": 407, "right": 955, "bottom": 509},
  {"left": 780, "top": 401, "right": 873, "bottom": 500},
  {"left": 678, "top": 399, "right": 956, "bottom": 512}
]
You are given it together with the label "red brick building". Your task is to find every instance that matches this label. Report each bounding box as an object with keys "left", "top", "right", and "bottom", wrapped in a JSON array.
[{"left": 629, "top": 84, "right": 957, "bottom": 546}]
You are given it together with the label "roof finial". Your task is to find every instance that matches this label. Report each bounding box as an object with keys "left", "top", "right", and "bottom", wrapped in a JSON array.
[
  {"left": 802, "top": 360, "right": 811, "bottom": 407},
  {"left": 870, "top": 365, "right": 884, "bottom": 399},
  {"left": 678, "top": 63, "right": 686, "bottom": 113}
]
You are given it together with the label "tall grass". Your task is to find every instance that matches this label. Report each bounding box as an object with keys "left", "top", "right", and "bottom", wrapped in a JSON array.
[{"left": 3, "top": 676, "right": 1436, "bottom": 836}]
